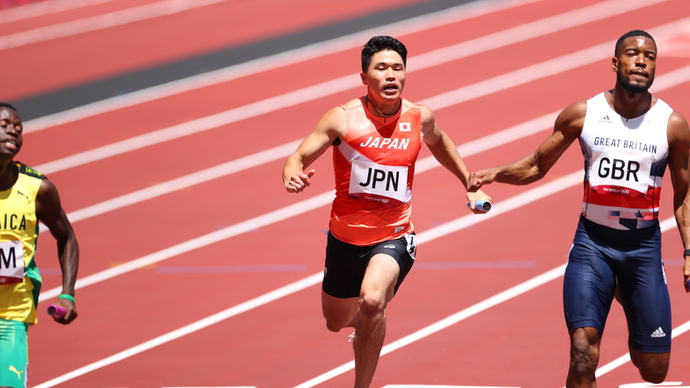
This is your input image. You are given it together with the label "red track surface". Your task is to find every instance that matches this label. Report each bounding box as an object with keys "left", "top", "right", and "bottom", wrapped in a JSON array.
[{"left": 3, "top": 0, "right": 690, "bottom": 387}]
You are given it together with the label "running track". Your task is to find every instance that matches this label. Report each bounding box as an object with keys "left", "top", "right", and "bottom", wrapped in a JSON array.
[{"left": 3, "top": 0, "right": 690, "bottom": 387}]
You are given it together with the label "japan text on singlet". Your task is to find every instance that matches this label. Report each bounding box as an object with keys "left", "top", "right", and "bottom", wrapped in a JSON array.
[
  {"left": 330, "top": 97, "right": 422, "bottom": 246},
  {"left": 0, "top": 163, "right": 44, "bottom": 324},
  {"left": 579, "top": 92, "right": 672, "bottom": 230}
]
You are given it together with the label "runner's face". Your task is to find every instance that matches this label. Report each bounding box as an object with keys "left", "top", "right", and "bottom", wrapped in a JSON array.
[
  {"left": 0, "top": 107, "right": 23, "bottom": 158},
  {"left": 613, "top": 36, "right": 656, "bottom": 94},
  {"left": 362, "top": 50, "right": 406, "bottom": 102}
]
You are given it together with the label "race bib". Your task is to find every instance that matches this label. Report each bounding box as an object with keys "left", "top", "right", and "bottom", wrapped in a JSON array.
[
  {"left": 588, "top": 152, "right": 651, "bottom": 194},
  {"left": 0, "top": 240, "right": 24, "bottom": 285},
  {"left": 349, "top": 160, "right": 409, "bottom": 203}
]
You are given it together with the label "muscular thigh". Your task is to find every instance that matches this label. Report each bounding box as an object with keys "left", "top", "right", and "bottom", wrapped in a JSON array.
[
  {"left": 563, "top": 218, "right": 617, "bottom": 333},
  {"left": 615, "top": 227, "right": 671, "bottom": 352},
  {"left": 322, "top": 232, "right": 415, "bottom": 299}
]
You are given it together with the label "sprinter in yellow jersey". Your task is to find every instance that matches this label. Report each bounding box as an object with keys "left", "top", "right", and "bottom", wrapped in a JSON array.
[
  {"left": 283, "top": 36, "right": 490, "bottom": 388},
  {"left": 0, "top": 103, "right": 79, "bottom": 388}
]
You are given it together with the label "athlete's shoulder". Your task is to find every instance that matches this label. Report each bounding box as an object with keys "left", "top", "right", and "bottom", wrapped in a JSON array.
[
  {"left": 561, "top": 99, "right": 588, "bottom": 119},
  {"left": 16, "top": 162, "right": 46, "bottom": 180},
  {"left": 553, "top": 100, "right": 587, "bottom": 137},
  {"left": 400, "top": 99, "right": 430, "bottom": 123},
  {"left": 339, "top": 97, "right": 365, "bottom": 110},
  {"left": 400, "top": 98, "right": 423, "bottom": 110},
  {"left": 668, "top": 109, "right": 690, "bottom": 144}
]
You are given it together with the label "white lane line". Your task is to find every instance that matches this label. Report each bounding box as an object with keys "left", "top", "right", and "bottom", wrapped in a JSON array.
[
  {"left": 595, "top": 320, "right": 690, "bottom": 379},
  {"left": 382, "top": 386, "right": 521, "bottom": 388},
  {"left": 32, "top": 169, "right": 583, "bottom": 388},
  {"left": 21, "top": 0, "right": 541, "bottom": 132},
  {"left": 0, "top": 0, "right": 117, "bottom": 24},
  {"left": 38, "top": 63, "right": 690, "bottom": 299},
  {"left": 29, "top": 17, "right": 690, "bottom": 176},
  {"left": 22, "top": 0, "right": 666, "bottom": 133},
  {"left": 25, "top": 2, "right": 684, "bottom": 384},
  {"left": 32, "top": 272, "right": 325, "bottom": 388},
  {"left": 293, "top": 197, "right": 687, "bottom": 388},
  {"left": 45, "top": 64, "right": 690, "bottom": 231},
  {"left": 0, "top": 0, "right": 233, "bottom": 50},
  {"left": 37, "top": 106, "right": 561, "bottom": 300},
  {"left": 36, "top": 168, "right": 686, "bottom": 388}
]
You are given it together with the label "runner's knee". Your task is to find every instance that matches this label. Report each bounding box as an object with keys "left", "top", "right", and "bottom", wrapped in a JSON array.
[
  {"left": 569, "top": 329, "right": 600, "bottom": 378},
  {"left": 631, "top": 350, "right": 669, "bottom": 384},
  {"left": 325, "top": 319, "right": 343, "bottom": 333},
  {"left": 323, "top": 313, "right": 354, "bottom": 332},
  {"left": 640, "top": 368, "right": 667, "bottom": 384},
  {"left": 570, "top": 344, "right": 599, "bottom": 377},
  {"left": 358, "top": 292, "right": 387, "bottom": 318}
]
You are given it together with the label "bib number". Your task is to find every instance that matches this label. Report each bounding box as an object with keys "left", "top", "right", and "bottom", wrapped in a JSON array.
[
  {"left": 349, "top": 160, "right": 409, "bottom": 203},
  {"left": 0, "top": 240, "right": 24, "bottom": 285},
  {"left": 589, "top": 152, "right": 651, "bottom": 194}
]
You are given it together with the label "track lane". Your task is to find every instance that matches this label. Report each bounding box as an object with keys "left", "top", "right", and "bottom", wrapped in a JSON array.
[
  {"left": 14, "top": 0, "right": 688, "bottom": 384},
  {"left": 27, "top": 56, "right": 690, "bottom": 297},
  {"left": 2, "top": 0, "right": 432, "bottom": 100},
  {"left": 32, "top": 76, "right": 690, "bottom": 388},
  {"left": 19, "top": 0, "right": 674, "bottom": 161}
]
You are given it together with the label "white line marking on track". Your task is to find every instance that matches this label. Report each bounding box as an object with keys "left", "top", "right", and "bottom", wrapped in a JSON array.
[
  {"left": 382, "top": 385, "right": 521, "bottom": 388},
  {"left": 21, "top": 0, "right": 542, "bottom": 132},
  {"left": 29, "top": 56, "right": 690, "bottom": 236},
  {"left": 293, "top": 201, "right": 690, "bottom": 388},
  {"left": 32, "top": 35, "right": 690, "bottom": 388},
  {"left": 34, "top": 169, "right": 687, "bottom": 387},
  {"left": 36, "top": 61, "right": 690, "bottom": 301},
  {"left": 162, "top": 386, "right": 257, "bottom": 388},
  {"left": 33, "top": 166, "right": 579, "bottom": 387},
  {"left": 37, "top": 106, "right": 565, "bottom": 300},
  {"left": 0, "top": 0, "right": 117, "bottom": 24},
  {"left": 619, "top": 383, "right": 688, "bottom": 387},
  {"left": 30, "top": 15, "right": 690, "bottom": 177},
  {"left": 0, "top": 0, "right": 233, "bottom": 51},
  {"left": 28, "top": 1, "right": 687, "bottom": 384},
  {"left": 23, "top": 0, "right": 669, "bottom": 134},
  {"left": 595, "top": 320, "right": 690, "bottom": 379}
]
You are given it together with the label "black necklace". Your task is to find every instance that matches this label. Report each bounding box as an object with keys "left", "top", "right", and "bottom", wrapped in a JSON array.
[{"left": 366, "top": 97, "right": 399, "bottom": 117}]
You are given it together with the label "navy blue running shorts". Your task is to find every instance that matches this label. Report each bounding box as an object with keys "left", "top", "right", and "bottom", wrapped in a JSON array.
[
  {"left": 322, "top": 232, "right": 416, "bottom": 299},
  {"left": 563, "top": 216, "right": 671, "bottom": 353}
]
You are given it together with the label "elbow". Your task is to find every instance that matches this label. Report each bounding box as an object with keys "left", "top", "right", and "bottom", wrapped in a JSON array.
[{"left": 509, "top": 167, "right": 546, "bottom": 185}]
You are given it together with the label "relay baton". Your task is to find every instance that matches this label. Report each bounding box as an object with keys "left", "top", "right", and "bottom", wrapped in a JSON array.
[
  {"left": 47, "top": 304, "right": 67, "bottom": 319},
  {"left": 467, "top": 199, "right": 492, "bottom": 213}
]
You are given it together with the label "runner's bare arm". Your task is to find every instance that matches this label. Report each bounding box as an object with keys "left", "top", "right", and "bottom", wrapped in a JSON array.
[
  {"left": 283, "top": 107, "right": 346, "bottom": 193},
  {"left": 468, "top": 101, "right": 586, "bottom": 190},
  {"left": 420, "top": 105, "right": 491, "bottom": 209},
  {"left": 667, "top": 111, "right": 690, "bottom": 292},
  {"left": 36, "top": 178, "right": 80, "bottom": 323}
]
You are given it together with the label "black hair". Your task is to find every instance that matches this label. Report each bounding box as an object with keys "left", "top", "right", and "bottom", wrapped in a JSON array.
[
  {"left": 0, "top": 102, "right": 18, "bottom": 112},
  {"left": 615, "top": 30, "right": 655, "bottom": 56},
  {"left": 361, "top": 35, "right": 408, "bottom": 73}
]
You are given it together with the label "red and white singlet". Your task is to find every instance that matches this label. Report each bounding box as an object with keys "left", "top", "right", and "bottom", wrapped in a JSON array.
[
  {"left": 329, "top": 97, "right": 423, "bottom": 246},
  {"left": 579, "top": 92, "right": 672, "bottom": 230}
]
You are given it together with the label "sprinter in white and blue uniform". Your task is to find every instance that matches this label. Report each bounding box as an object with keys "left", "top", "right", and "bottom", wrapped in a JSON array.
[{"left": 467, "top": 30, "right": 690, "bottom": 387}]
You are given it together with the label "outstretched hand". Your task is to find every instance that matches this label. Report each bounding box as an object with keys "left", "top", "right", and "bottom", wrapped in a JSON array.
[
  {"left": 285, "top": 169, "right": 316, "bottom": 193},
  {"left": 467, "top": 169, "right": 496, "bottom": 191}
]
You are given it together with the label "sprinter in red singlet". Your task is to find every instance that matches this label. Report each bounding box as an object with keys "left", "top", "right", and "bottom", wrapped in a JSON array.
[
  {"left": 283, "top": 35, "right": 490, "bottom": 388},
  {"left": 468, "top": 30, "right": 690, "bottom": 387}
]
